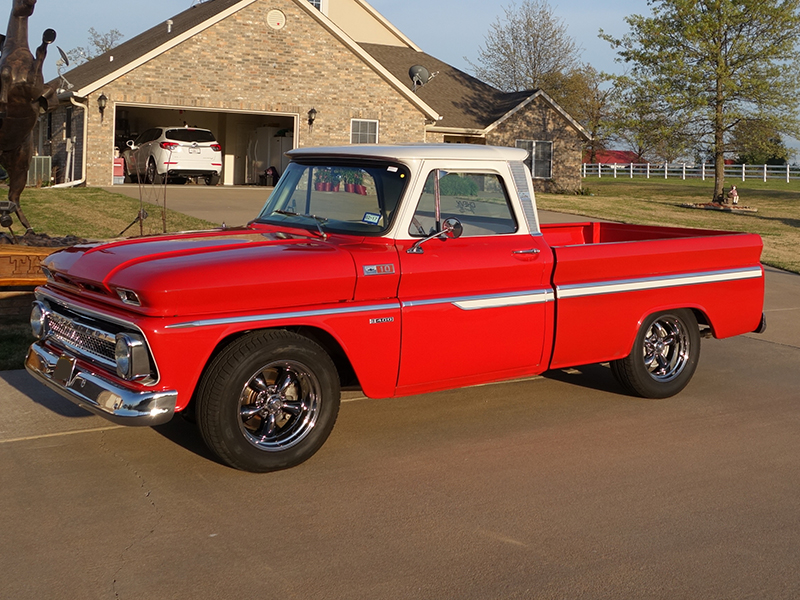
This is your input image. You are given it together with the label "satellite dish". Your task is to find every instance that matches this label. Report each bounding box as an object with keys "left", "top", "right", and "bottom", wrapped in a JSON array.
[
  {"left": 409, "top": 65, "right": 431, "bottom": 91},
  {"left": 57, "top": 46, "right": 69, "bottom": 67}
]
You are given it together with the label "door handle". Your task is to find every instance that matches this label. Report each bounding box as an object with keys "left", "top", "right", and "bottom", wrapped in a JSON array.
[{"left": 513, "top": 248, "right": 541, "bottom": 255}]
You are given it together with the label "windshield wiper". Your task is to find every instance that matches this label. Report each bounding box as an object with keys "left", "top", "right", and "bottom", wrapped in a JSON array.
[{"left": 273, "top": 210, "right": 328, "bottom": 240}]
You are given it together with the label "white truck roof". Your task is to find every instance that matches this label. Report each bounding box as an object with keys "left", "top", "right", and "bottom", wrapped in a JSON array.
[{"left": 287, "top": 144, "right": 529, "bottom": 163}]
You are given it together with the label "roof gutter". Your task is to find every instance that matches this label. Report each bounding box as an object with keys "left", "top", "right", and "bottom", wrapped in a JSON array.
[{"left": 49, "top": 92, "right": 88, "bottom": 188}]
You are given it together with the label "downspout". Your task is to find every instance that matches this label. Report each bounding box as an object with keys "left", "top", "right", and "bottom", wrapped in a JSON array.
[{"left": 50, "top": 94, "right": 88, "bottom": 188}]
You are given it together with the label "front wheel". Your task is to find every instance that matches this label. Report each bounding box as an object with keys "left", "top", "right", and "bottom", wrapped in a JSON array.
[
  {"left": 611, "top": 309, "right": 700, "bottom": 399},
  {"left": 196, "top": 330, "right": 341, "bottom": 472}
]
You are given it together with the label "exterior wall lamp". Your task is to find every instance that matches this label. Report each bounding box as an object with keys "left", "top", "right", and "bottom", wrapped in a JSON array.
[
  {"left": 307, "top": 107, "right": 317, "bottom": 126},
  {"left": 98, "top": 93, "right": 108, "bottom": 123}
]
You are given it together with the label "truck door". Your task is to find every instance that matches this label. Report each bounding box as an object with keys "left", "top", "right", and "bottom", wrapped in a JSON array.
[{"left": 396, "top": 168, "right": 554, "bottom": 394}]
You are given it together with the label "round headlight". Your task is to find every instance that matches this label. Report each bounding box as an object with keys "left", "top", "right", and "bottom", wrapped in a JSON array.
[
  {"left": 30, "top": 301, "right": 47, "bottom": 339},
  {"left": 115, "top": 334, "right": 133, "bottom": 379},
  {"left": 114, "top": 333, "right": 151, "bottom": 381}
]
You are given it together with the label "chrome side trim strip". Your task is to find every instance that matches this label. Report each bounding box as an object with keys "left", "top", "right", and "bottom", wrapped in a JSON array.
[
  {"left": 165, "top": 302, "right": 400, "bottom": 330},
  {"left": 454, "top": 291, "right": 555, "bottom": 310},
  {"left": 402, "top": 289, "right": 554, "bottom": 310},
  {"left": 556, "top": 267, "right": 763, "bottom": 299}
]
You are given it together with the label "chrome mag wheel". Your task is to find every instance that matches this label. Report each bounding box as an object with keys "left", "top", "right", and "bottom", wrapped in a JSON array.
[
  {"left": 642, "top": 314, "right": 691, "bottom": 383},
  {"left": 611, "top": 309, "right": 700, "bottom": 399},
  {"left": 238, "top": 360, "right": 321, "bottom": 451},
  {"left": 196, "top": 330, "right": 340, "bottom": 472}
]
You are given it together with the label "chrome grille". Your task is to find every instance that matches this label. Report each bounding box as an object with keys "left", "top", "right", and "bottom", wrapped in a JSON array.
[{"left": 45, "top": 310, "right": 117, "bottom": 367}]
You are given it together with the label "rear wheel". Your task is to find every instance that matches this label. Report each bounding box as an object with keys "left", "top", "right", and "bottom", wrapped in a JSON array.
[
  {"left": 146, "top": 159, "right": 163, "bottom": 185},
  {"left": 611, "top": 309, "right": 700, "bottom": 398},
  {"left": 196, "top": 330, "right": 341, "bottom": 472},
  {"left": 204, "top": 173, "right": 220, "bottom": 186}
]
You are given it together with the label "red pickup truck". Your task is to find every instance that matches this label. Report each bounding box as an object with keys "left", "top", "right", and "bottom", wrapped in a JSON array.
[{"left": 26, "top": 145, "right": 766, "bottom": 471}]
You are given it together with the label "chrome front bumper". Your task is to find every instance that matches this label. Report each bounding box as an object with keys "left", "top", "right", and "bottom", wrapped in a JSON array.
[{"left": 25, "top": 342, "right": 177, "bottom": 426}]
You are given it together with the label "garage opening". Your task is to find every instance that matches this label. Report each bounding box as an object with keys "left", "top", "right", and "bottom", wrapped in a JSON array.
[{"left": 114, "top": 105, "right": 296, "bottom": 185}]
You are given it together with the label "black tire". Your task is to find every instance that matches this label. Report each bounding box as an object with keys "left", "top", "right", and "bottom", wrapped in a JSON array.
[
  {"left": 196, "top": 330, "right": 341, "bottom": 472},
  {"left": 146, "top": 159, "right": 163, "bottom": 185},
  {"left": 204, "top": 173, "right": 220, "bottom": 186},
  {"left": 611, "top": 309, "right": 700, "bottom": 399},
  {"left": 123, "top": 161, "right": 138, "bottom": 184}
]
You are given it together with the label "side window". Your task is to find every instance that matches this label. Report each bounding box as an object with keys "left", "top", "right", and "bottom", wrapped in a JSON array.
[
  {"left": 516, "top": 140, "right": 553, "bottom": 179},
  {"left": 409, "top": 172, "right": 517, "bottom": 237},
  {"left": 136, "top": 129, "right": 156, "bottom": 145}
]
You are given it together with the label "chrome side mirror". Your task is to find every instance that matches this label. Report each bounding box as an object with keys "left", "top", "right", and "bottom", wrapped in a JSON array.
[{"left": 407, "top": 217, "right": 463, "bottom": 254}]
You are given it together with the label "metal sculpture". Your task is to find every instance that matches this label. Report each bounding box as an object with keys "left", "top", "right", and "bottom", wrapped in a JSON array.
[{"left": 0, "top": 0, "right": 56, "bottom": 233}]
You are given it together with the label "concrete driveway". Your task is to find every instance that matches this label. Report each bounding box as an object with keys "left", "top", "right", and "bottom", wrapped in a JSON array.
[{"left": 104, "top": 184, "right": 273, "bottom": 227}]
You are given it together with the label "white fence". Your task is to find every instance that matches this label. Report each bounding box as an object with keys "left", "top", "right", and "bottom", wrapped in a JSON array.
[{"left": 582, "top": 162, "right": 800, "bottom": 182}]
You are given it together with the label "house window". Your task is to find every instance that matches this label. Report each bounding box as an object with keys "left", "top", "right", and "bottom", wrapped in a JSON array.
[
  {"left": 47, "top": 112, "right": 53, "bottom": 140},
  {"left": 307, "top": 0, "right": 328, "bottom": 13},
  {"left": 516, "top": 140, "right": 553, "bottom": 179},
  {"left": 351, "top": 119, "right": 379, "bottom": 144}
]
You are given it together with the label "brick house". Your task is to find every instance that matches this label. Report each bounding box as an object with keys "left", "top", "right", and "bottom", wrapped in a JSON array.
[{"left": 39, "top": 0, "right": 589, "bottom": 192}]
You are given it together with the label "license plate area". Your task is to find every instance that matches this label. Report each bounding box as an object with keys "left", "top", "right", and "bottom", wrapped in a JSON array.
[
  {"left": 53, "top": 355, "right": 75, "bottom": 384},
  {"left": 188, "top": 147, "right": 201, "bottom": 154}
]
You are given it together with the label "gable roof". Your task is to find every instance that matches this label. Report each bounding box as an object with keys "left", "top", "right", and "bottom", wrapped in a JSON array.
[
  {"left": 54, "top": 0, "right": 439, "bottom": 121},
  {"left": 358, "top": 42, "right": 590, "bottom": 140},
  {"left": 55, "top": 0, "right": 251, "bottom": 95}
]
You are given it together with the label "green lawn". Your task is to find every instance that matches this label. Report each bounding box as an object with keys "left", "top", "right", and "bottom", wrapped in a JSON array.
[
  {"left": 539, "top": 177, "right": 800, "bottom": 273},
  {"left": 2, "top": 186, "right": 216, "bottom": 239}
]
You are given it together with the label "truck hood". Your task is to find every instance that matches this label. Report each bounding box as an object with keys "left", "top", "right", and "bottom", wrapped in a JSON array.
[{"left": 43, "top": 229, "right": 357, "bottom": 317}]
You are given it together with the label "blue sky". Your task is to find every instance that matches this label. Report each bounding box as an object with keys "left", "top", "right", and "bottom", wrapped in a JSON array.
[{"left": 22, "top": 0, "right": 651, "bottom": 81}]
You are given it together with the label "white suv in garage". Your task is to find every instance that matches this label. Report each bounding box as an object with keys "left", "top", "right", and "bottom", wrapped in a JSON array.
[{"left": 123, "top": 126, "right": 222, "bottom": 185}]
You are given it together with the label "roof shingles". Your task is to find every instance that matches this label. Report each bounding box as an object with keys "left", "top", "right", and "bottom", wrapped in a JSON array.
[{"left": 359, "top": 42, "right": 534, "bottom": 131}]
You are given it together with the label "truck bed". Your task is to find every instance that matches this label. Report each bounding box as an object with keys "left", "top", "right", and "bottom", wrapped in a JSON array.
[
  {"left": 540, "top": 222, "right": 765, "bottom": 369},
  {"left": 540, "top": 221, "right": 739, "bottom": 247}
]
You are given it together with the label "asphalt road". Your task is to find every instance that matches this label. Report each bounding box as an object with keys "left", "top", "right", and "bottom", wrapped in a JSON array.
[{"left": 2, "top": 199, "right": 799, "bottom": 598}]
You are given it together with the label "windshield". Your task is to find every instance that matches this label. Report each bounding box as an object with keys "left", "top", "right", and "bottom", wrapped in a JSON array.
[{"left": 255, "top": 161, "right": 410, "bottom": 235}]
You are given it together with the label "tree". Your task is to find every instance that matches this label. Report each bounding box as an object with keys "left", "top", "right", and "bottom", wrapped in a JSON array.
[
  {"left": 731, "top": 119, "right": 792, "bottom": 165},
  {"left": 550, "top": 65, "right": 616, "bottom": 163},
  {"left": 602, "top": 0, "right": 800, "bottom": 201},
  {"left": 67, "top": 27, "right": 124, "bottom": 65},
  {"left": 608, "top": 82, "right": 694, "bottom": 163},
  {"left": 466, "top": 0, "right": 582, "bottom": 93}
]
